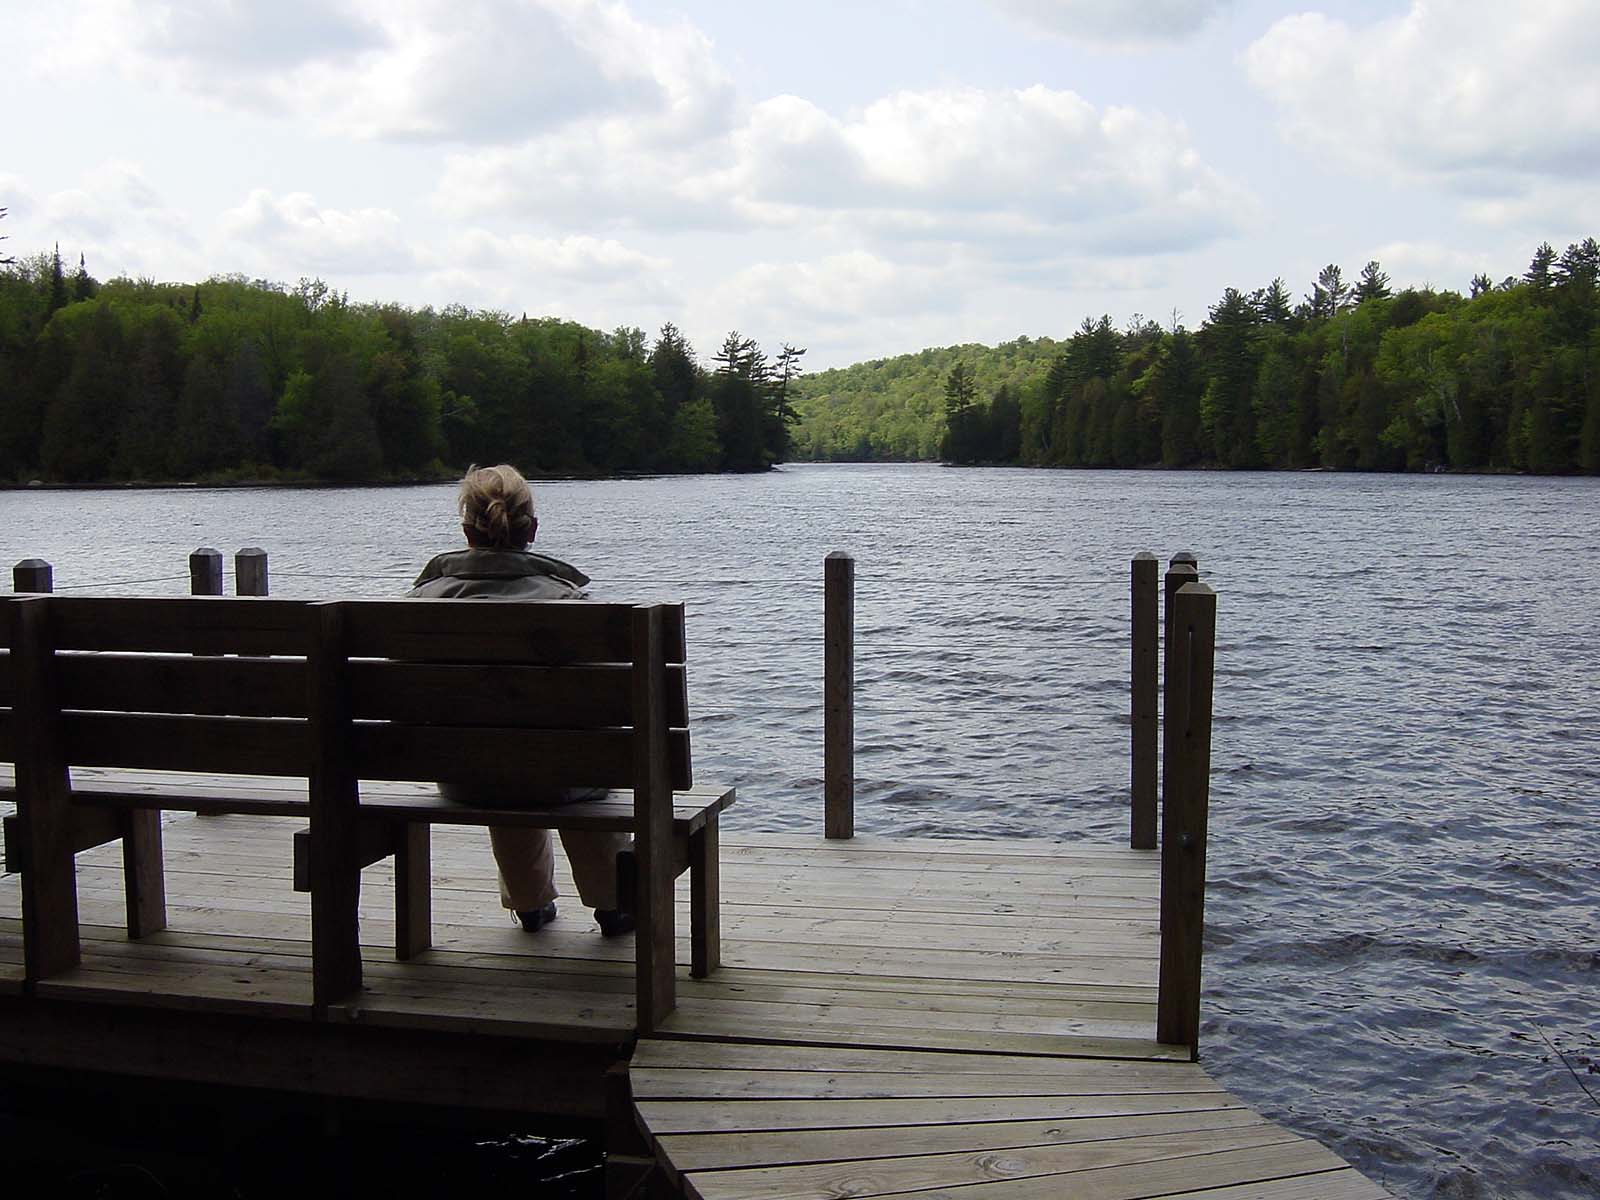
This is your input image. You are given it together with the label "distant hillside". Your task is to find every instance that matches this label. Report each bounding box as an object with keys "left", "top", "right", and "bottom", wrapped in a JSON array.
[
  {"left": 790, "top": 336, "right": 1062, "bottom": 461},
  {"left": 791, "top": 237, "right": 1600, "bottom": 476}
]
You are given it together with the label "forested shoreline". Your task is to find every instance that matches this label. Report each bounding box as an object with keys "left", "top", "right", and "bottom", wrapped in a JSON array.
[
  {"left": 0, "top": 249, "right": 803, "bottom": 484},
  {"left": 795, "top": 243, "right": 1599, "bottom": 475},
  {"left": 3, "top": 238, "right": 1595, "bottom": 485}
]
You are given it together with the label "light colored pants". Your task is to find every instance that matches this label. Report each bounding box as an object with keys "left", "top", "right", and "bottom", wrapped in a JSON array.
[
  {"left": 439, "top": 783, "right": 632, "bottom": 913},
  {"left": 489, "top": 826, "right": 632, "bottom": 912}
]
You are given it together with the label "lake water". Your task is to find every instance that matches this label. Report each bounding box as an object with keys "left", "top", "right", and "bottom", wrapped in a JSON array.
[{"left": 6, "top": 464, "right": 1599, "bottom": 1199}]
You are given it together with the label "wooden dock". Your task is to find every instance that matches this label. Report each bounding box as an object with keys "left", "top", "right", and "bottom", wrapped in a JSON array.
[{"left": 0, "top": 803, "right": 1391, "bottom": 1198}]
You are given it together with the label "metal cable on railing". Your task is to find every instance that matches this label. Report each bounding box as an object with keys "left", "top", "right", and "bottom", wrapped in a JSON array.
[{"left": 52, "top": 574, "right": 190, "bottom": 591}]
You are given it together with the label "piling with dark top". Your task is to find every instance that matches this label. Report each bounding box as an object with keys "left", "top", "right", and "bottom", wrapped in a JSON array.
[
  {"left": 1157, "top": 580, "right": 1217, "bottom": 1058},
  {"left": 190, "top": 548, "right": 224, "bottom": 596},
  {"left": 1130, "top": 553, "right": 1159, "bottom": 850},
  {"left": 236, "top": 548, "right": 269, "bottom": 596},
  {"left": 824, "top": 551, "right": 855, "bottom": 840},
  {"left": 13, "top": 559, "right": 53, "bottom": 594},
  {"left": 1163, "top": 559, "right": 1198, "bottom": 666}
]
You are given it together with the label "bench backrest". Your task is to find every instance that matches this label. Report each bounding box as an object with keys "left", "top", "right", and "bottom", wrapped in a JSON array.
[
  {"left": 1, "top": 594, "right": 692, "bottom": 1023},
  {"left": 0, "top": 595, "right": 691, "bottom": 792}
]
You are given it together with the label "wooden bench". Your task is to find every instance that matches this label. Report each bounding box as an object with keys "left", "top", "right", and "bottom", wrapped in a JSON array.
[{"left": 0, "top": 594, "right": 732, "bottom": 1033}]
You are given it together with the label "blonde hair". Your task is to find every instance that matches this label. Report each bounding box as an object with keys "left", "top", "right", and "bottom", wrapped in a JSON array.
[{"left": 458, "top": 464, "right": 535, "bottom": 549}]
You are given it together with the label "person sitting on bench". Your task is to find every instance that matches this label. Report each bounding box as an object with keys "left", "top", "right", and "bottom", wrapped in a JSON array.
[{"left": 409, "top": 463, "right": 636, "bottom": 937}]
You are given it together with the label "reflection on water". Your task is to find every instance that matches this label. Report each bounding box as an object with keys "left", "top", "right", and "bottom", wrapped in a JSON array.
[{"left": 7, "top": 464, "right": 1599, "bottom": 1199}]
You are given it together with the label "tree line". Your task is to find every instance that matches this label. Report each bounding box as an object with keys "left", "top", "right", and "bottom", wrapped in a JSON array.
[
  {"left": 786, "top": 242, "right": 1599, "bottom": 475},
  {"left": 931, "top": 244, "right": 1599, "bottom": 473},
  {"left": 0, "top": 251, "right": 804, "bottom": 483}
]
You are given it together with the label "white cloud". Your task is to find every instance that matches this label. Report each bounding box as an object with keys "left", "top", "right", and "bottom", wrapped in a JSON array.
[
  {"left": 38, "top": 0, "right": 735, "bottom": 144},
  {"left": 9, "top": 163, "right": 207, "bottom": 281},
  {"left": 1361, "top": 240, "right": 1502, "bottom": 294},
  {"left": 716, "top": 251, "right": 955, "bottom": 325},
  {"left": 220, "top": 190, "right": 417, "bottom": 275},
  {"left": 449, "top": 230, "right": 669, "bottom": 280},
  {"left": 439, "top": 84, "right": 1255, "bottom": 260},
  {"left": 1245, "top": 2, "right": 1600, "bottom": 189},
  {"left": 990, "top": 0, "right": 1231, "bottom": 46}
]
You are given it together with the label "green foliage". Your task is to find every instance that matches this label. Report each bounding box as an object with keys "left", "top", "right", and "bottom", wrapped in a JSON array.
[
  {"left": 0, "top": 264, "right": 802, "bottom": 483},
  {"left": 790, "top": 242, "right": 1597, "bottom": 476},
  {"left": 792, "top": 336, "right": 1063, "bottom": 461}
]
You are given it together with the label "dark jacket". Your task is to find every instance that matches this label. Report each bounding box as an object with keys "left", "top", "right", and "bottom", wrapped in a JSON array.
[
  {"left": 407, "top": 546, "right": 599, "bottom": 807},
  {"left": 407, "top": 547, "right": 590, "bottom": 600}
]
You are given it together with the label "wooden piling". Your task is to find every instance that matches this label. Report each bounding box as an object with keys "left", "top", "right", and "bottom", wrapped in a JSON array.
[
  {"left": 824, "top": 551, "right": 855, "bottom": 840},
  {"left": 1157, "top": 580, "right": 1217, "bottom": 1058},
  {"left": 1130, "top": 553, "right": 1159, "bottom": 850},
  {"left": 189, "top": 548, "right": 224, "bottom": 596},
  {"left": 236, "top": 548, "right": 269, "bottom": 596},
  {"left": 12, "top": 559, "right": 53, "bottom": 593}
]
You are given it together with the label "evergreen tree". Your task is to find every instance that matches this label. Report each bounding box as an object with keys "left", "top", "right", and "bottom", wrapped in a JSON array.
[
  {"left": 1254, "top": 278, "right": 1294, "bottom": 325},
  {"left": 711, "top": 331, "right": 769, "bottom": 471},
  {"left": 41, "top": 301, "right": 125, "bottom": 480},
  {"left": 990, "top": 383, "right": 1022, "bottom": 462},
  {"left": 1199, "top": 288, "right": 1260, "bottom": 466},
  {"left": 940, "top": 362, "right": 979, "bottom": 462},
  {"left": 1307, "top": 264, "right": 1349, "bottom": 318},
  {"left": 1149, "top": 329, "right": 1203, "bottom": 467},
  {"left": 1525, "top": 242, "right": 1557, "bottom": 294},
  {"left": 114, "top": 309, "right": 183, "bottom": 478},
  {"left": 72, "top": 252, "right": 96, "bottom": 303},
  {"left": 46, "top": 243, "right": 68, "bottom": 317},
  {"left": 1354, "top": 260, "right": 1392, "bottom": 303}
]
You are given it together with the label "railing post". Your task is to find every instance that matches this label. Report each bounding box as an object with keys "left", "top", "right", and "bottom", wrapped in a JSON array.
[
  {"left": 189, "top": 547, "right": 223, "bottom": 596},
  {"left": 824, "top": 551, "right": 855, "bottom": 840},
  {"left": 13, "top": 559, "right": 53, "bottom": 593},
  {"left": 1157, "top": 580, "right": 1217, "bottom": 1059},
  {"left": 236, "top": 548, "right": 269, "bottom": 596},
  {"left": 1130, "top": 553, "right": 1159, "bottom": 849}
]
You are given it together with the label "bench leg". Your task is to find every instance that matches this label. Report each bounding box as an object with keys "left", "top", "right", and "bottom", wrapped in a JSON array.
[
  {"left": 394, "top": 822, "right": 431, "bottom": 960},
  {"left": 689, "top": 816, "right": 720, "bottom": 978},
  {"left": 121, "top": 809, "right": 168, "bottom": 939}
]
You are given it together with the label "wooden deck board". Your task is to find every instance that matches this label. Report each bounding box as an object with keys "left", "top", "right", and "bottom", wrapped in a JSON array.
[{"left": 0, "top": 811, "right": 1390, "bottom": 1198}]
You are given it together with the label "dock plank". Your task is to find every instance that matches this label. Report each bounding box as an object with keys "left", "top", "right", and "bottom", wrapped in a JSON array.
[{"left": 0, "top": 814, "right": 1390, "bottom": 1199}]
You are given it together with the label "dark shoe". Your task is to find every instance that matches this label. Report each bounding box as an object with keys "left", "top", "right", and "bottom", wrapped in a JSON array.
[
  {"left": 515, "top": 902, "right": 558, "bottom": 931},
  {"left": 594, "top": 908, "right": 635, "bottom": 937}
]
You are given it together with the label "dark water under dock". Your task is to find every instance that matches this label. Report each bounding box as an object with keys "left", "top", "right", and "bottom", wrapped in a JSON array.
[{"left": 6, "top": 463, "right": 1598, "bottom": 1198}]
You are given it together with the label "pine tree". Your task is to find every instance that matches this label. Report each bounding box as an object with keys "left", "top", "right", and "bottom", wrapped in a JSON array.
[
  {"left": 72, "top": 252, "right": 96, "bottom": 303},
  {"left": 940, "top": 362, "right": 979, "bottom": 462},
  {"left": 46, "top": 243, "right": 68, "bottom": 316},
  {"left": 1524, "top": 242, "right": 1556, "bottom": 294},
  {"left": 1254, "top": 278, "right": 1294, "bottom": 325},
  {"left": 1354, "top": 260, "right": 1391, "bottom": 303},
  {"left": 1305, "top": 265, "right": 1348, "bottom": 318},
  {"left": 768, "top": 343, "right": 807, "bottom": 462}
]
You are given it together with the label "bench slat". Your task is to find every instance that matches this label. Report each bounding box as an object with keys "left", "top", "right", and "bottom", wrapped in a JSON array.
[
  {"left": 48, "top": 596, "right": 314, "bottom": 655},
  {"left": 349, "top": 660, "right": 688, "bottom": 727},
  {"left": 63, "top": 712, "right": 312, "bottom": 777},
  {"left": 349, "top": 724, "right": 691, "bottom": 791},
  {"left": 58, "top": 654, "right": 307, "bottom": 718},
  {"left": 340, "top": 599, "right": 645, "bottom": 664}
]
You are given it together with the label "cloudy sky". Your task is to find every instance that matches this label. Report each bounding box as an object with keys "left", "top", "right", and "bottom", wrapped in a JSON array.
[{"left": 4, "top": 0, "right": 1596, "bottom": 368}]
